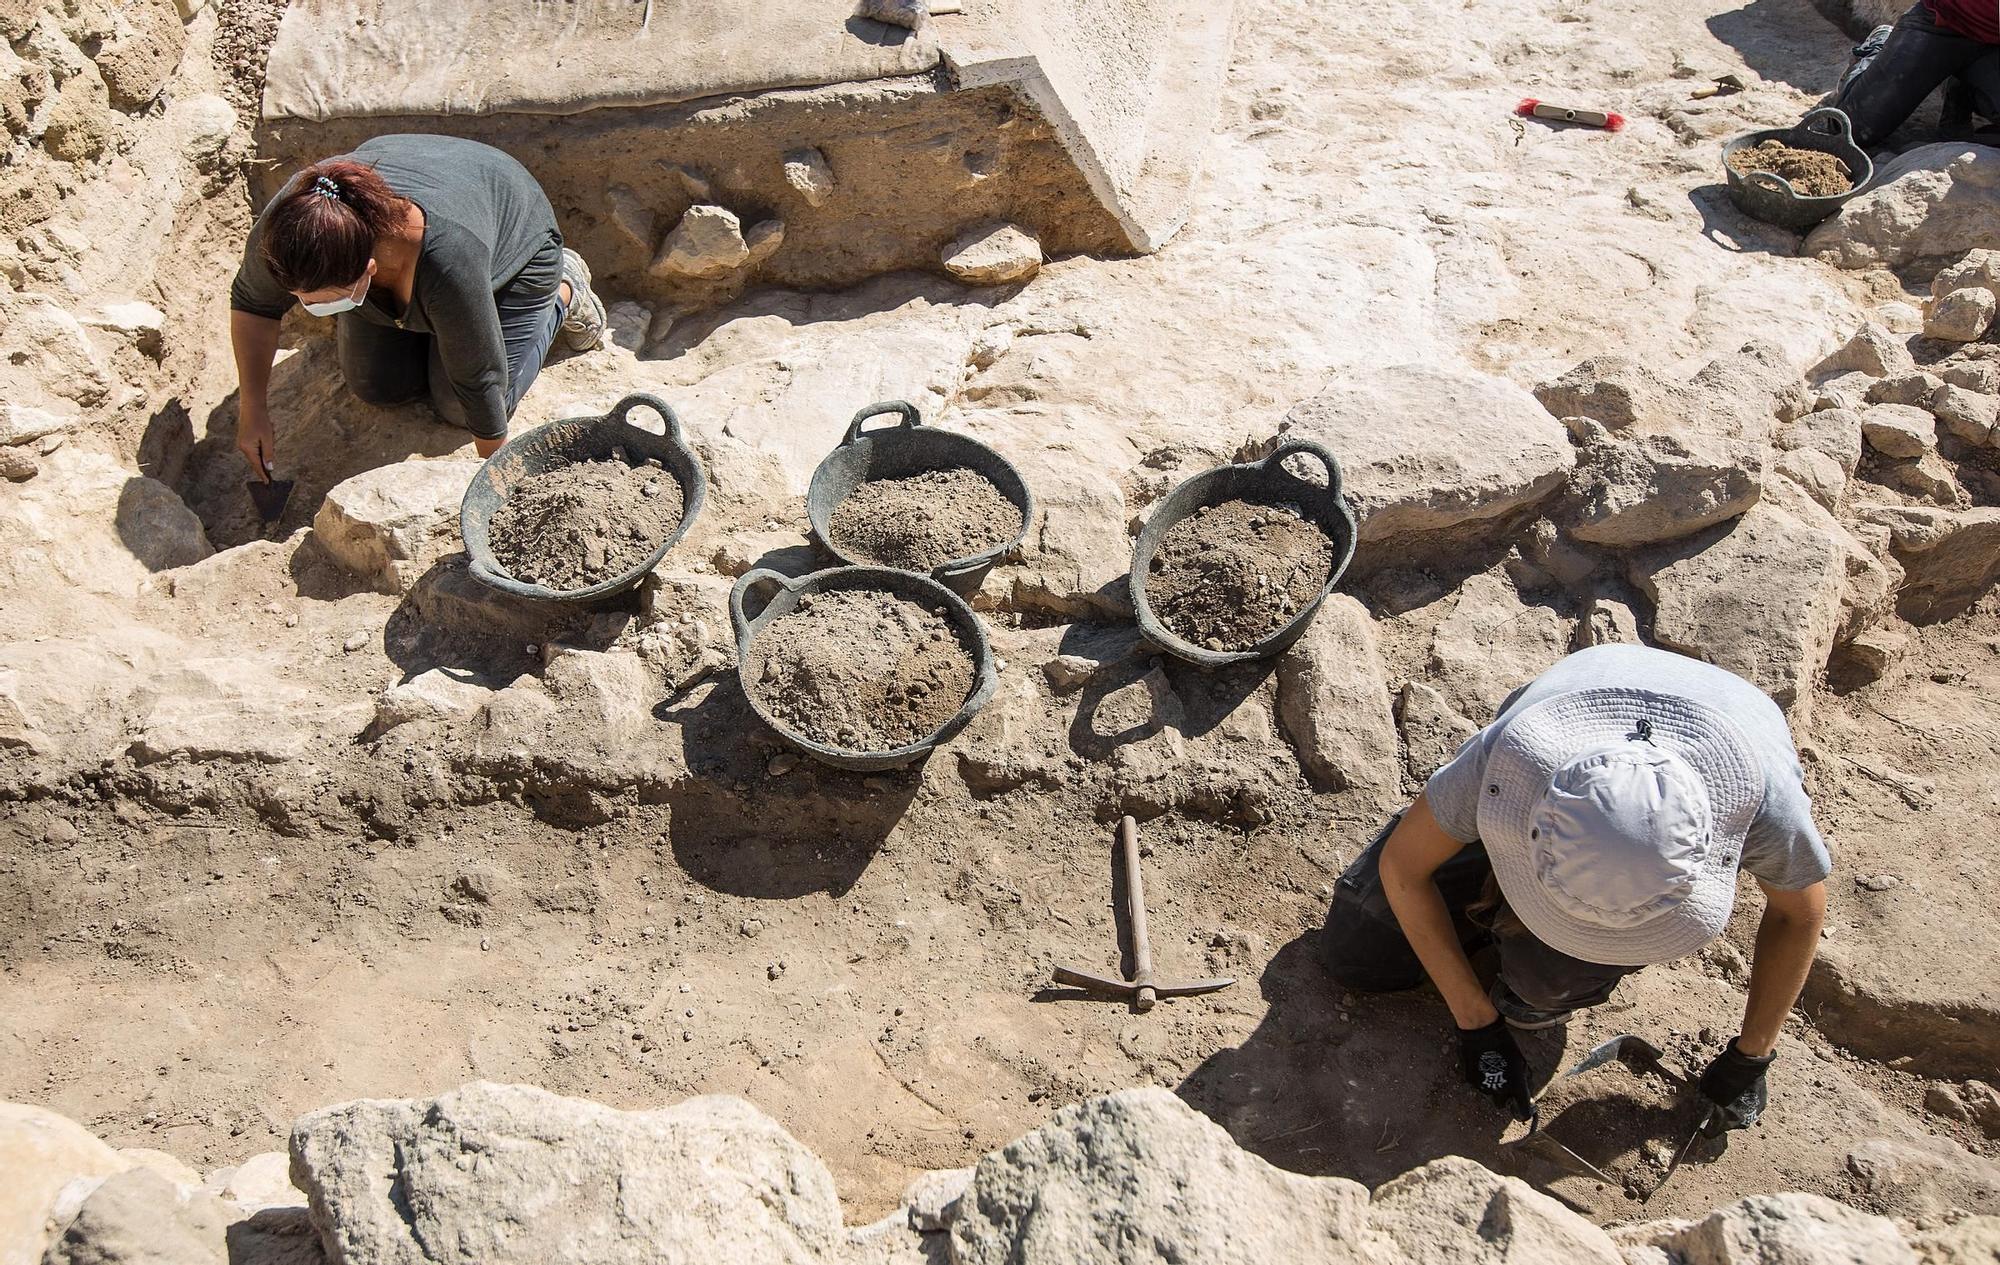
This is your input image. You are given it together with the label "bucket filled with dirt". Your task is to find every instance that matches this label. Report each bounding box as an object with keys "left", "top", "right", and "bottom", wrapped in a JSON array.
[
  {"left": 1130, "top": 439, "right": 1358, "bottom": 667},
  {"left": 461, "top": 393, "right": 708, "bottom": 602},
  {"left": 807, "top": 401, "right": 1034, "bottom": 593},
  {"left": 731, "top": 565, "right": 998, "bottom": 771},
  {"left": 1722, "top": 106, "right": 1871, "bottom": 231}
]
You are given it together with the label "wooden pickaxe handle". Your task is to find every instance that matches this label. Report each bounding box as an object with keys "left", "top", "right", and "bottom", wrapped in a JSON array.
[{"left": 1120, "top": 815, "right": 1156, "bottom": 1012}]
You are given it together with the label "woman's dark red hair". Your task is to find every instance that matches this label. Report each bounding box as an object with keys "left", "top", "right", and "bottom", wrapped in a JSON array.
[{"left": 260, "top": 159, "right": 406, "bottom": 294}]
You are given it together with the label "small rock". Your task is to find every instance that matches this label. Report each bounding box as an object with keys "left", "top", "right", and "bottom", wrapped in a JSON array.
[
  {"left": 1576, "top": 594, "right": 1641, "bottom": 648},
  {"left": 1928, "top": 383, "right": 1999, "bottom": 445},
  {"left": 1964, "top": 1080, "right": 2000, "bottom": 1136},
  {"left": 1843, "top": 627, "right": 1908, "bottom": 682},
  {"left": 767, "top": 752, "right": 799, "bottom": 776},
  {"left": 1860, "top": 404, "right": 1937, "bottom": 459},
  {"left": 1042, "top": 654, "right": 1098, "bottom": 694},
  {"left": 1866, "top": 371, "right": 1945, "bottom": 407},
  {"left": 740, "top": 919, "right": 763, "bottom": 938},
  {"left": 903, "top": 1166, "right": 973, "bottom": 1233},
  {"left": 744, "top": 219, "right": 785, "bottom": 268},
  {"left": 1925, "top": 286, "right": 1997, "bottom": 342},
  {"left": 342, "top": 631, "right": 370, "bottom": 653},
  {"left": 1940, "top": 359, "right": 2000, "bottom": 394},
  {"left": 1812, "top": 323, "right": 1914, "bottom": 380},
  {"left": 0, "top": 445, "right": 38, "bottom": 481},
  {"left": 858, "top": 0, "right": 927, "bottom": 27},
  {"left": 1927, "top": 1084, "right": 1973, "bottom": 1122},
  {"left": 941, "top": 221, "right": 1043, "bottom": 286},
  {"left": 783, "top": 148, "right": 835, "bottom": 207},
  {"left": 1855, "top": 873, "right": 1902, "bottom": 892},
  {"left": 767, "top": 961, "right": 785, "bottom": 980},
  {"left": 652, "top": 204, "right": 750, "bottom": 279}
]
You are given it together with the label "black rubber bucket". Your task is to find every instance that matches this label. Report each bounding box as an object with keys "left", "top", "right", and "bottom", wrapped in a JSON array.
[
  {"left": 806, "top": 401, "right": 1035, "bottom": 594},
  {"left": 460, "top": 393, "right": 708, "bottom": 603},
  {"left": 1129, "top": 439, "right": 1358, "bottom": 669},
  {"left": 1722, "top": 106, "right": 1873, "bottom": 232},
  {"left": 729, "top": 564, "right": 999, "bottom": 772}
]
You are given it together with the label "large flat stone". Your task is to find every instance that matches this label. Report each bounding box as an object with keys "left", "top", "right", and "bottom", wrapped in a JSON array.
[
  {"left": 1807, "top": 144, "right": 2000, "bottom": 270},
  {"left": 1279, "top": 365, "right": 1574, "bottom": 544},
  {"left": 1275, "top": 594, "right": 1400, "bottom": 797},
  {"left": 313, "top": 459, "right": 483, "bottom": 595}
]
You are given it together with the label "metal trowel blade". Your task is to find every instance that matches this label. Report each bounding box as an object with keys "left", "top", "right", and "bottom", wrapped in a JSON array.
[{"left": 247, "top": 478, "right": 294, "bottom": 523}]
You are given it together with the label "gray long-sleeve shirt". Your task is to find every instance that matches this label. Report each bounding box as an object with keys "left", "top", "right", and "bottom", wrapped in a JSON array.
[{"left": 230, "top": 135, "right": 559, "bottom": 439}]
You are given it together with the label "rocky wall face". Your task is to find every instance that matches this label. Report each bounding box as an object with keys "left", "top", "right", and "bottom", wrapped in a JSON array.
[{"left": 252, "top": 79, "right": 1132, "bottom": 312}]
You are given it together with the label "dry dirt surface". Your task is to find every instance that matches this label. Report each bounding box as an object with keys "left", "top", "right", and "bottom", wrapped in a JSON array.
[
  {"left": 827, "top": 467, "right": 1022, "bottom": 572},
  {"left": 1726, "top": 139, "right": 1853, "bottom": 197},
  {"left": 6, "top": 0, "right": 2000, "bottom": 1244},
  {"left": 1149, "top": 500, "right": 1337, "bottom": 650},
  {"left": 487, "top": 457, "right": 684, "bottom": 590},
  {"left": 746, "top": 588, "right": 976, "bottom": 752}
]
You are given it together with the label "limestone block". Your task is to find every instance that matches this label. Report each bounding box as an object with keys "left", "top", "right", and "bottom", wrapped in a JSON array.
[
  {"left": 901, "top": 1166, "right": 971, "bottom": 1233},
  {"left": 1563, "top": 417, "right": 1764, "bottom": 547},
  {"left": 1628, "top": 498, "right": 1847, "bottom": 713},
  {"left": 782, "top": 148, "right": 834, "bottom": 207},
  {"left": 603, "top": 186, "right": 655, "bottom": 252},
  {"left": 1807, "top": 144, "right": 2000, "bottom": 269},
  {"left": 1866, "top": 371, "right": 1945, "bottom": 407},
  {"left": 1811, "top": 323, "right": 1914, "bottom": 380},
  {"left": 1927, "top": 383, "right": 1998, "bottom": 445},
  {"left": 1861, "top": 404, "right": 1936, "bottom": 459},
  {"left": 941, "top": 221, "right": 1043, "bottom": 286},
  {"left": 1396, "top": 680, "right": 1477, "bottom": 783},
  {"left": 0, "top": 404, "right": 68, "bottom": 447},
  {"left": 0, "top": 294, "right": 112, "bottom": 414},
  {"left": 93, "top": 0, "right": 187, "bottom": 109},
  {"left": 289, "top": 1083, "right": 844, "bottom": 1265},
  {"left": 42, "top": 1166, "right": 230, "bottom": 1265},
  {"left": 1577, "top": 594, "right": 1641, "bottom": 647},
  {"left": 0, "top": 1102, "right": 128, "bottom": 1265},
  {"left": 1930, "top": 247, "right": 2000, "bottom": 305},
  {"left": 1653, "top": 1191, "right": 1916, "bottom": 1265},
  {"left": 1924, "top": 287, "right": 1996, "bottom": 342},
  {"left": 1774, "top": 447, "right": 1847, "bottom": 512},
  {"left": 1282, "top": 366, "right": 1573, "bottom": 544},
  {"left": 0, "top": 446, "right": 36, "bottom": 481},
  {"left": 213, "top": 1151, "right": 306, "bottom": 1212},
  {"left": 953, "top": 666, "right": 1065, "bottom": 795},
  {"left": 373, "top": 670, "right": 496, "bottom": 732},
  {"left": 652, "top": 204, "right": 749, "bottom": 279},
  {"left": 116, "top": 1146, "right": 200, "bottom": 1188},
  {"left": 1425, "top": 572, "right": 1571, "bottom": 721},
  {"left": 1912, "top": 1216, "right": 2000, "bottom": 1265},
  {"left": 1533, "top": 353, "right": 1674, "bottom": 429},
  {"left": 1274, "top": 595, "right": 1400, "bottom": 795},
  {"left": 1842, "top": 626, "right": 1908, "bottom": 682},
  {"left": 1871, "top": 506, "right": 2000, "bottom": 622},
  {"left": 949, "top": 1088, "right": 1374, "bottom": 1265},
  {"left": 998, "top": 447, "right": 1131, "bottom": 619},
  {"left": 312, "top": 459, "right": 483, "bottom": 595},
  {"left": 1368, "top": 1156, "right": 1623, "bottom": 1264},
  {"left": 132, "top": 663, "right": 373, "bottom": 765},
  {"left": 1939, "top": 358, "right": 2000, "bottom": 394}
]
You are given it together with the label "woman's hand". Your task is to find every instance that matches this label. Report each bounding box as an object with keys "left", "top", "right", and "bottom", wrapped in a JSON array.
[{"left": 237, "top": 403, "right": 276, "bottom": 481}]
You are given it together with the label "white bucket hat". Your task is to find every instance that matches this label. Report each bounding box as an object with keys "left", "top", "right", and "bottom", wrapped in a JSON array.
[{"left": 1476, "top": 687, "right": 1765, "bottom": 967}]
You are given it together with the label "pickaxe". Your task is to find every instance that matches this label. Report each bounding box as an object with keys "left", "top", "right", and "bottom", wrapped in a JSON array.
[{"left": 1051, "top": 815, "right": 1235, "bottom": 1012}]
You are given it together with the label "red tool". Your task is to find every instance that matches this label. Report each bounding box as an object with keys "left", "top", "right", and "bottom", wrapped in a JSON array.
[
  {"left": 1051, "top": 816, "right": 1235, "bottom": 1012},
  {"left": 1516, "top": 98, "right": 1625, "bottom": 131}
]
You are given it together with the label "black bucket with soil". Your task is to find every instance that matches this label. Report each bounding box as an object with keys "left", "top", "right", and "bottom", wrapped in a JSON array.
[
  {"left": 1129, "top": 439, "right": 1358, "bottom": 668},
  {"left": 1721, "top": 106, "right": 1872, "bottom": 231},
  {"left": 730, "top": 565, "right": 998, "bottom": 771},
  {"left": 806, "top": 401, "right": 1034, "bottom": 594},
  {"left": 461, "top": 393, "right": 708, "bottom": 603}
]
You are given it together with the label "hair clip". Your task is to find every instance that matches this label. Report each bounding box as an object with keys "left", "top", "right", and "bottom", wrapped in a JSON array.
[{"left": 313, "top": 175, "right": 341, "bottom": 200}]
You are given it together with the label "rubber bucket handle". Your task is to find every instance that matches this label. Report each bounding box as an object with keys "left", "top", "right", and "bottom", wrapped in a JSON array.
[
  {"left": 1262, "top": 438, "right": 1345, "bottom": 500},
  {"left": 729, "top": 567, "right": 796, "bottom": 651},
  {"left": 844, "top": 400, "right": 922, "bottom": 445},
  {"left": 1796, "top": 105, "right": 1854, "bottom": 144},
  {"left": 610, "top": 392, "right": 685, "bottom": 444},
  {"left": 1749, "top": 171, "right": 1796, "bottom": 198}
]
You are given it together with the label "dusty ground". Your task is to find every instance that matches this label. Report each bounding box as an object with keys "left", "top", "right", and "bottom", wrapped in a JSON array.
[{"left": 3, "top": 0, "right": 1998, "bottom": 1239}]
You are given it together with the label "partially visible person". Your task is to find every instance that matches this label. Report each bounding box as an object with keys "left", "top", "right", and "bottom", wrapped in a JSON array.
[
  {"left": 1320, "top": 644, "right": 1830, "bottom": 1129},
  {"left": 229, "top": 134, "right": 606, "bottom": 478},
  {"left": 1833, "top": 2, "right": 2000, "bottom": 149}
]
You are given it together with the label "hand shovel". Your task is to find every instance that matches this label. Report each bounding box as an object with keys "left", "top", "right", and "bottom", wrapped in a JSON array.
[{"left": 246, "top": 476, "right": 295, "bottom": 524}]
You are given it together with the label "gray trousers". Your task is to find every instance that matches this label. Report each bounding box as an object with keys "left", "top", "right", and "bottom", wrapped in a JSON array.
[
  {"left": 335, "top": 233, "right": 564, "bottom": 437},
  {"left": 1318, "top": 816, "right": 1639, "bottom": 1014}
]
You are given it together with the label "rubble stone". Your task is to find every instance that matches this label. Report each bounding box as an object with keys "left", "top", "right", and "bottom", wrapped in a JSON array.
[
  {"left": 0, "top": 1102, "right": 129, "bottom": 1265},
  {"left": 313, "top": 459, "right": 483, "bottom": 594},
  {"left": 1274, "top": 594, "right": 1400, "bottom": 795},
  {"left": 1924, "top": 287, "right": 1996, "bottom": 342},
  {"left": 0, "top": 446, "right": 37, "bottom": 481},
  {"left": 1648, "top": 1191, "right": 1915, "bottom": 1265},
  {"left": 94, "top": 0, "right": 188, "bottom": 109},
  {"left": 652, "top": 204, "right": 750, "bottom": 279},
  {"left": 373, "top": 670, "right": 496, "bottom": 732},
  {"left": 1811, "top": 324, "right": 1915, "bottom": 380},
  {"left": 290, "top": 1082, "right": 843, "bottom": 1265},
  {"left": 1927, "top": 383, "right": 1998, "bottom": 445},
  {"left": 783, "top": 148, "right": 834, "bottom": 207},
  {"left": 1861, "top": 404, "right": 1937, "bottom": 459},
  {"left": 1368, "top": 1156, "right": 1623, "bottom": 1264},
  {"left": 941, "top": 221, "right": 1043, "bottom": 286},
  {"left": 1866, "top": 372, "right": 1945, "bottom": 407},
  {"left": 1939, "top": 359, "right": 2000, "bottom": 394},
  {"left": 1773, "top": 447, "right": 1846, "bottom": 511},
  {"left": 1283, "top": 366, "right": 1573, "bottom": 544},
  {"left": 42, "top": 1166, "right": 230, "bottom": 1265},
  {"left": 1563, "top": 416, "right": 1764, "bottom": 546},
  {"left": 1806, "top": 143, "right": 2000, "bottom": 268},
  {"left": 1425, "top": 572, "right": 1571, "bottom": 720},
  {"left": 1397, "top": 680, "right": 1478, "bottom": 783}
]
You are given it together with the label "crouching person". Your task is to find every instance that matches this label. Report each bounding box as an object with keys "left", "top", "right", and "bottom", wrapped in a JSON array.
[{"left": 1321, "top": 644, "right": 1829, "bottom": 1128}]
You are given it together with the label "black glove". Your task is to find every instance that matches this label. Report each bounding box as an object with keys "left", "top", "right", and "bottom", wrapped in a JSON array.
[
  {"left": 1697, "top": 1038, "right": 1774, "bottom": 1132},
  {"left": 1458, "top": 1018, "right": 1534, "bottom": 1120}
]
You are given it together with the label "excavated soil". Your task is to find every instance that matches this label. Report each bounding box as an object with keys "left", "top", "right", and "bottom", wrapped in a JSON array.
[
  {"left": 488, "top": 458, "right": 684, "bottom": 590},
  {"left": 1726, "top": 140, "right": 1852, "bottom": 197},
  {"left": 1148, "top": 500, "right": 1337, "bottom": 650},
  {"left": 746, "top": 588, "right": 976, "bottom": 751},
  {"left": 1517, "top": 1044, "right": 1701, "bottom": 1202},
  {"left": 827, "top": 467, "right": 1023, "bottom": 572}
]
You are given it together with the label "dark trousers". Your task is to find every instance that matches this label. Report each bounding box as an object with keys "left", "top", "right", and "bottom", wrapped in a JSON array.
[
  {"left": 1835, "top": 3, "right": 2000, "bottom": 149},
  {"left": 1318, "top": 817, "right": 1638, "bottom": 1014},
  {"left": 336, "top": 233, "right": 565, "bottom": 434}
]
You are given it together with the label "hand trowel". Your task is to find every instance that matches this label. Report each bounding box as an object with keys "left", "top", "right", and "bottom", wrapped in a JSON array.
[{"left": 246, "top": 474, "right": 295, "bottom": 524}]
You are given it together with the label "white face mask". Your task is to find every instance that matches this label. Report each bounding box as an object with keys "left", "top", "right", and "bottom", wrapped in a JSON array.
[{"left": 302, "top": 272, "right": 370, "bottom": 317}]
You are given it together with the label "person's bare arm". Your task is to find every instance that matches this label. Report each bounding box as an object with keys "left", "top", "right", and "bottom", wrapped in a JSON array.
[
  {"left": 1737, "top": 879, "right": 1826, "bottom": 1056},
  {"left": 231, "top": 310, "right": 282, "bottom": 480},
  {"left": 1379, "top": 793, "right": 1496, "bottom": 1030},
  {"left": 473, "top": 435, "right": 503, "bottom": 458}
]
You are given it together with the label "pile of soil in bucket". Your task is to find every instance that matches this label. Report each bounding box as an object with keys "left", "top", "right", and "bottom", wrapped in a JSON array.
[
  {"left": 1726, "top": 140, "right": 1851, "bottom": 197},
  {"left": 489, "top": 456, "right": 684, "bottom": 590},
  {"left": 827, "top": 468, "right": 1023, "bottom": 572},
  {"left": 1148, "top": 499, "right": 1337, "bottom": 651},
  {"left": 747, "top": 588, "right": 976, "bottom": 752}
]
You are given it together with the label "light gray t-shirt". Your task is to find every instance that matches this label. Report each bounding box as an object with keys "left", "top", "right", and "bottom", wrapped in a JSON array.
[{"left": 1425, "top": 644, "right": 1831, "bottom": 891}]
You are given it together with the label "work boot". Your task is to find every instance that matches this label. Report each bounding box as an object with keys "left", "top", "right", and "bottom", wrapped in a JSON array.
[
  {"left": 1490, "top": 981, "right": 1573, "bottom": 1031},
  {"left": 558, "top": 248, "right": 606, "bottom": 352}
]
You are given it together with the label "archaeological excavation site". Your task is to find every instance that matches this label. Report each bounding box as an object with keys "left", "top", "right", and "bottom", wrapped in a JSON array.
[{"left": 5, "top": 0, "right": 2000, "bottom": 1261}]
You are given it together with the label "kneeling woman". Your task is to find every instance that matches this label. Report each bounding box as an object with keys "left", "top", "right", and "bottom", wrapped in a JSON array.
[{"left": 229, "top": 133, "right": 606, "bottom": 476}]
